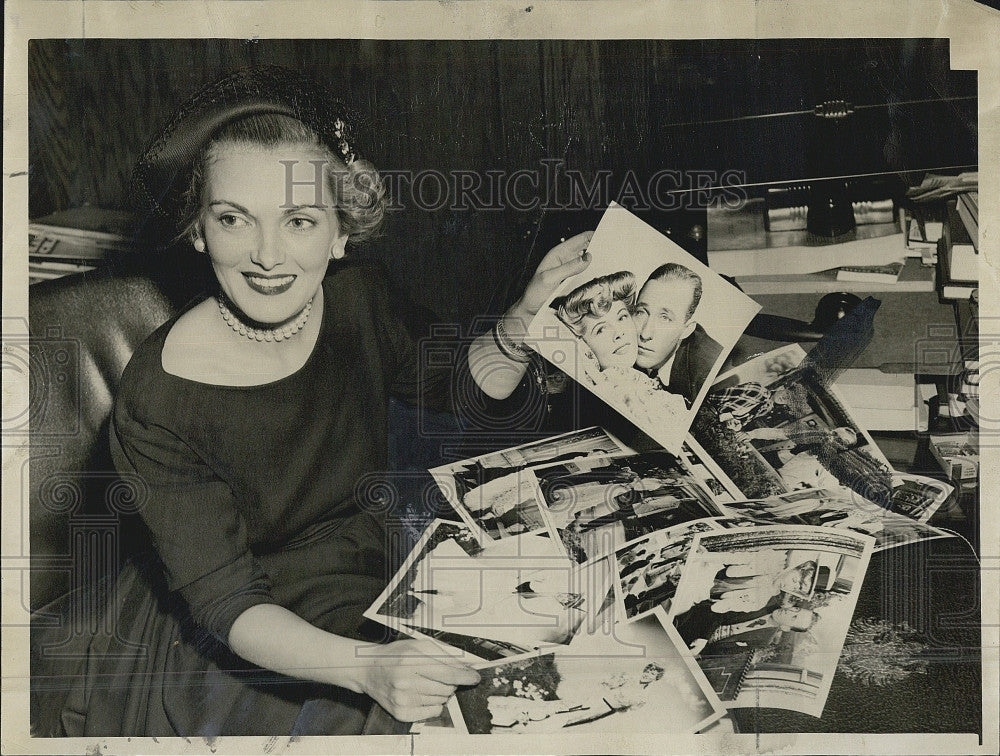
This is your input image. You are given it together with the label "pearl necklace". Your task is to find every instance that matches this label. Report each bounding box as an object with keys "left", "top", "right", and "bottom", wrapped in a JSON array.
[{"left": 217, "top": 295, "right": 313, "bottom": 342}]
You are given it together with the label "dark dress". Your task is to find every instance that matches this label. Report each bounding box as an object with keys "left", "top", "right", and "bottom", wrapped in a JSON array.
[{"left": 58, "top": 265, "right": 454, "bottom": 737}]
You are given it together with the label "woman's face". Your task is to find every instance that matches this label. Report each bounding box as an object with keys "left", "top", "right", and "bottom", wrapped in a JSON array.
[
  {"left": 200, "top": 143, "right": 346, "bottom": 324},
  {"left": 580, "top": 300, "right": 638, "bottom": 369}
]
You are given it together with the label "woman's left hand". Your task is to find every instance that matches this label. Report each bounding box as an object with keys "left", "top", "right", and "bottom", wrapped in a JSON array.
[{"left": 511, "top": 231, "right": 594, "bottom": 321}]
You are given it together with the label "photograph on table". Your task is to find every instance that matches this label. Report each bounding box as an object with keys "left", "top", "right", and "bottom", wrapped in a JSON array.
[
  {"left": 691, "top": 344, "right": 894, "bottom": 504},
  {"left": 532, "top": 450, "right": 724, "bottom": 564},
  {"left": 613, "top": 518, "right": 726, "bottom": 622},
  {"left": 449, "top": 607, "right": 724, "bottom": 735},
  {"left": 429, "top": 427, "right": 632, "bottom": 543},
  {"left": 526, "top": 202, "right": 760, "bottom": 453},
  {"left": 889, "top": 473, "right": 955, "bottom": 522},
  {"left": 680, "top": 437, "right": 741, "bottom": 503},
  {"left": 718, "top": 487, "right": 953, "bottom": 552},
  {"left": 669, "top": 526, "right": 875, "bottom": 717},
  {"left": 365, "top": 519, "right": 609, "bottom": 662}
]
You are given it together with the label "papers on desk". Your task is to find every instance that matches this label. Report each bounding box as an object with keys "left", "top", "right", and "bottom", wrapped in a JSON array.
[
  {"left": 737, "top": 256, "right": 934, "bottom": 296},
  {"left": 708, "top": 232, "right": 907, "bottom": 278}
]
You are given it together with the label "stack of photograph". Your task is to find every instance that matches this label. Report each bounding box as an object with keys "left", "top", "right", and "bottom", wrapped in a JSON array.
[{"left": 363, "top": 205, "right": 957, "bottom": 734}]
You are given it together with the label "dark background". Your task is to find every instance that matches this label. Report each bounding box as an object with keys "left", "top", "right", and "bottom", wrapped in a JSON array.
[{"left": 28, "top": 38, "right": 977, "bottom": 324}]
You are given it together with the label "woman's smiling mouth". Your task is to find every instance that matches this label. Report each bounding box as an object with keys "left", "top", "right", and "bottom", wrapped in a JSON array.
[{"left": 243, "top": 273, "right": 296, "bottom": 295}]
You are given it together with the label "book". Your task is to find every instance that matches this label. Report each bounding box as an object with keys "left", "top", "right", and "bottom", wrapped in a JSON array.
[
  {"left": 905, "top": 171, "right": 978, "bottom": 203},
  {"left": 28, "top": 207, "right": 137, "bottom": 269},
  {"left": 955, "top": 192, "right": 979, "bottom": 252},
  {"left": 836, "top": 262, "right": 903, "bottom": 284},
  {"left": 929, "top": 431, "right": 979, "bottom": 483},
  {"left": 936, "top": 222, "right": 976, "bottom": 301},
  {"left": 944, "top": 202, "right": 978, "bottom": 283},
  {"left": 902, "top": 203, "right": 944, "bottom": 247}
]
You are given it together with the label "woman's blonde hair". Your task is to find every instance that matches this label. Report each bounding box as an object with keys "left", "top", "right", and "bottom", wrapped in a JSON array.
[
  {"left": 177, "top": 112, "right": 386, "bottom": 247},
  {"left": 555, "top": 271, "right": 637, "bottom": 338}
]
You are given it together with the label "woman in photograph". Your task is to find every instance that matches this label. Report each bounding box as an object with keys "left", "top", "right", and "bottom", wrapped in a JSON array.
[
  {"left": 554, "top": 271, "right": 687, "bottom": 428},
  {"left": 485, "top": 662, "right": 665, "bottom": 732},
  {"left": 55, "top": 66, "right": 594, "bottom": 737},
  {"left": 555, "top": 271, "right": 640, "bottom": 371}
]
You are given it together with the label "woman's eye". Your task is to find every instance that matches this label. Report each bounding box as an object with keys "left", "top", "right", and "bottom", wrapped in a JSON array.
[
  {"left": 288, "top": 217, "right": 317, "bottom": 230},
  {"left": 218, "top": 213, "right": 248, "bottom": 228}
]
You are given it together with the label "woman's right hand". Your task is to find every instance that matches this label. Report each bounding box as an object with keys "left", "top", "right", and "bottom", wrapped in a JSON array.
[{"left": 357, "top": 639, "right": 481, "bottom": 722}]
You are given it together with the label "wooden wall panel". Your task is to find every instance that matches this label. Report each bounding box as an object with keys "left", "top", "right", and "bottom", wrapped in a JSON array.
[{"left": 28, "top": 39, "right": 975, "bottom": 323}]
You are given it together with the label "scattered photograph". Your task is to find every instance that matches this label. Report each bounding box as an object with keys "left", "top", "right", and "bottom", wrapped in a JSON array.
[
  {"left": 681, "top": 437, "right": 741, "bottom": 503},
  {"left": 613, "top": 519, "right": 725, "bottom": 621},
  {"left": 691, "top": 345, "right": 895, "bottom": 505},
  {"left": 889, "top": 472, "right": 955, "bottom": 522},
  {"left": 527, "top": 203, "right": 760, "bottom": 453},
  {"left": 365, "top": 520, "right": 608, "bottom": 662},
  {"left": 429, "top": 427, "right": 631, "bottom": 541},
  {"left": 532, "top": 450, "right": 724, "bottom": 564},
  {"left": 450, "top": 607, "right": 724, "bottom": 734},
  {"left": 669, "top": 526, "right": 875, "bottom": 717},
  {"left": 718, "top": 487, "right": 953, "bottom": 552}
]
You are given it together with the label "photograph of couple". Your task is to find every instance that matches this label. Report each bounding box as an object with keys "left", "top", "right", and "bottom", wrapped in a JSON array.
[
  {"left": 528, "top": 203, "right": 759, "bottom": 452},
  {"left": 429, "top": 427, "right": 631, "bottom": 543},
  {"left": 718, "top": 487, "right": 951, "bottom": 552},
  {"left": 613, "top": 519, "right": 724, "bottom": 621}
]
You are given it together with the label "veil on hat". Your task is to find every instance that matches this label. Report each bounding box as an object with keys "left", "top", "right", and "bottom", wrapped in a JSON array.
[{"left": 132, "top": 65, "right": 366, "bottom": 222}]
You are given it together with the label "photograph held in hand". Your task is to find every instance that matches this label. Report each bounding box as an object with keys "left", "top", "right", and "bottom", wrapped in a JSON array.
[{"left": 528, "top": 203, "right": 760, "bottom": 453}]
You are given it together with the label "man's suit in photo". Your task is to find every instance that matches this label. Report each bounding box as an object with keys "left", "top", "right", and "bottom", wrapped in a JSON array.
[{"left": 665, "top": 324, "right": 723, "bottom": 404}]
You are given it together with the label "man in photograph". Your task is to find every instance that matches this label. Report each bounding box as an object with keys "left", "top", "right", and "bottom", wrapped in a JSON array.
[
  {"left": 675, "top": 598, "right": 817, "bottom": 657},
  {"left": 632, "top": 263, "right": 723, "bottom": 405}
]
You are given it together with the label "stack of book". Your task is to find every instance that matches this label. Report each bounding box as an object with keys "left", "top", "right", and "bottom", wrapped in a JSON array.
[
  {"left": 936, "top": 197, "right": 979, "bottom": 301},
  {"left": 928, "top": 430, "right": 979, "bottom": 492},
  {"left": 833, "top": 369, "right": 929, "bottom": 432},
  {"left": 28, "top": 207, "right": 136, "bottom": 284},
  {"left": 956, "top": 191, "right": 978, "bottom": 246}
]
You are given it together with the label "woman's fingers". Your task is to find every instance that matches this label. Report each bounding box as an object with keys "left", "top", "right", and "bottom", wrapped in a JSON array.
[
  {"left": 541, "top": 231, "right": 594, "bottom": 270},
  {"left": 408, "top": 675, "right": 465, "bottom": 699},
  {"left": 386, "top": 685, "right": 452, "bottom": 709},
  {"left": 416, "top": 661, "right": 481, "bottom": 687},
  {"left": 540, "top": 252, "right": 591, "bottom": 289}
]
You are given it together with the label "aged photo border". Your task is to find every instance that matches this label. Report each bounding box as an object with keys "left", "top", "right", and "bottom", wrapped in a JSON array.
[{"left": 3, "top": 1, "right": 998, "bottom": 754}]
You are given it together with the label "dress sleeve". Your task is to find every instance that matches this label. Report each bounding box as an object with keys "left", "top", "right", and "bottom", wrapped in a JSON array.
[{"left": 109, "top": 376, "right": 275, "bottom": 643}]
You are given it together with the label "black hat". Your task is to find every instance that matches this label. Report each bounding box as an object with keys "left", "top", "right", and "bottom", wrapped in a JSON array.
[{"left": 132, "top": 65, "right": 364, "bottom": 218}]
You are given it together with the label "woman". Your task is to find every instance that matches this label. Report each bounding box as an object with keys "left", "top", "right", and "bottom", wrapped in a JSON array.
[
  {"left": 56, "top": 66, "right": 593, "bottom": 737},
  {"left": 555, "top": 271, "right": 639, "bottom": 370}
]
